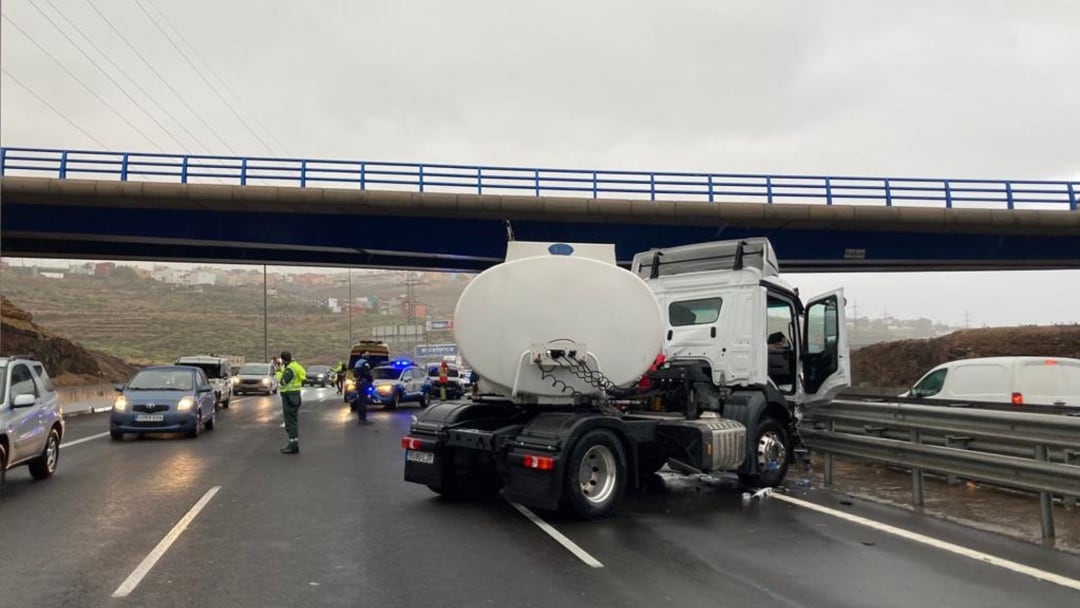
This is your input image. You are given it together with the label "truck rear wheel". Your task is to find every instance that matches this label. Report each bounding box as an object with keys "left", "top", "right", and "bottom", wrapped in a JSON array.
[
  {"left": 563, "top": 429, "right": 627, "bottom": 519},
  {"left": 738, "top": 418, "right": 790, "bottom": 488}
]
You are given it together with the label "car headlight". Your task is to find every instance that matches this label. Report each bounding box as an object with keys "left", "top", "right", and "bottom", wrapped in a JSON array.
[
  {"left": 177, "top": 396, "right": 195, "bottom": 412},
  {"left": 231, "top": 377, "right": 240, "bottom": 385},
  {"left": 113, "top": 396, "right": 128, "bottom": 411},
  {"left": 376, "top": 385, "right": 393, "bottom": 395},
  {"left": 345, "top": 379, "right": 356, "bottom": 389},
  {"left": 262, "top": 378, "right": 271, "bottom": 385}
]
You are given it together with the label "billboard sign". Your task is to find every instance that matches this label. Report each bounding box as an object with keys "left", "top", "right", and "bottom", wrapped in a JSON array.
[{"left": 426, "top": 320, "right": 454, "bottom": 331}]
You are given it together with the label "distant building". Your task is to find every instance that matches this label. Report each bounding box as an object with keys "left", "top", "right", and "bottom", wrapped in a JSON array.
[
  {"left": 184, "top": 271, "right": 217, "bottom": 287},
  {"left": 94, "top": 262, "right": 115, "bottom": 276}
]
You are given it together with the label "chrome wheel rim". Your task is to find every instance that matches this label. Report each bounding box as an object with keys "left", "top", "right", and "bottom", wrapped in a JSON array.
[
  {"left": 757, "top": 430, "right": 786, "bottom": 473},
  {"left": 578, "top": 445, "right": 617, "bottom": 505},
  {"left": 46, "top": 434, "right": 58, "bottom": 472}
]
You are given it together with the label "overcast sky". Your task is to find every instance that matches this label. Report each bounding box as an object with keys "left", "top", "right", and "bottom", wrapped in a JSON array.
[{"left": 1, "top": 0, "right": 1078, "bottom": 326}]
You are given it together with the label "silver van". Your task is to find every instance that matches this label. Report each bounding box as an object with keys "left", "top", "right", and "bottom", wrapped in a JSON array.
[
  {"left": 908, "top": 356, "right": 1080, "bottom": 406},
  {"left": 1, "top": 356, "right": 64, "bottom": 486},
  {"left": 175, "top": 355, "right": 233, "bottom": 409}
]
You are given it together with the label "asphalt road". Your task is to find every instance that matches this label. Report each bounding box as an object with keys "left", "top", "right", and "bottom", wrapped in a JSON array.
[{"left": 2, "top": 388, "right": 1079, "bottom": 607}]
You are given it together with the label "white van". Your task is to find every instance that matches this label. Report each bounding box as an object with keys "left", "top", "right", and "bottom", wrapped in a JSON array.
[{"left": 907, "top": 356, "right": 1080, "bottom": 406}]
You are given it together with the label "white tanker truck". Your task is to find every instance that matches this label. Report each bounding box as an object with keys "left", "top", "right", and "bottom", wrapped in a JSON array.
[{"left": 403, "top": 238, "right": 850, "bottom": 518}]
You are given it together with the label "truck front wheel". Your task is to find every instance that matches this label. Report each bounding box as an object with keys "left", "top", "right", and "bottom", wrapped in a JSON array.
[
  {"left": 563, "top": 429, "right": 627, "bottom": 519},
  {"left": 738, "top": 418, "right": 790, "bottom": 488}
]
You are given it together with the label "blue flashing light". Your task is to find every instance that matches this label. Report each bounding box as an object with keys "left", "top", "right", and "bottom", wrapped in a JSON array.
[{"left": 392, "top": 359, "right": 414, "bottom": 368}]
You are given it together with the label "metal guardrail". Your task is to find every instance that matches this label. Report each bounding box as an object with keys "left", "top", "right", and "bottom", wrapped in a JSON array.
[
  {"left": 803, "top": 399, "right": 1080, "bottom": 539},
  {"left": 2, "top": 147, "right": 1078, "bottom": 210}
]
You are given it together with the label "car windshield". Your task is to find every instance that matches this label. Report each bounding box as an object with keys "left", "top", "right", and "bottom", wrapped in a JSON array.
[
  {"left": 428, "top": 367, "right": 460, "bottom": 378},
  {"left": 308, "top": 366, "right": 330, "bottom": 374},
  {"left": 371, "top": 368, "right": 403, "bottom": 380},
  {"left": 128, "top": 369, "right": 194, "bottom": 391},
  {"left": 239, "top": 364, "right": 271, "bottom": 375},
  {"left": 0, "top": 363, "right": 7, "bottom": 403}
]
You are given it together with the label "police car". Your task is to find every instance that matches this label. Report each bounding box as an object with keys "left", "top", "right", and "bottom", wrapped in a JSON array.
[{"left": 366, "top": 360, "right": 430, "bottom": 409}]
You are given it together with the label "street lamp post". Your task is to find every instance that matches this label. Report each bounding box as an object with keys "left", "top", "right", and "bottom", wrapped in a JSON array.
[{"left": 263, "top": 265, "right": 269, "bottom": 362}]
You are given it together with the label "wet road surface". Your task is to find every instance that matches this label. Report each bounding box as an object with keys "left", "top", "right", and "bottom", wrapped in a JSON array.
[{"left": 2, "top": 388, "right": 1079, "bottom": 607}]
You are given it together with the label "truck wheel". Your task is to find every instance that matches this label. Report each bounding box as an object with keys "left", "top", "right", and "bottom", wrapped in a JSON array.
[
  {"left": 738, "top": 418, "right": 790, "bottom": 488},
  {"left": 563, "top": 429, "right": 627, "bottom": 519},
  {"left": 29, "top": 428, "right": 60, "bottom": 480}
]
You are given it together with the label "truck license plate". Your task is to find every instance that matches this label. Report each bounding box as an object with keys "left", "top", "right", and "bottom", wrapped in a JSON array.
[
  {"left": 406, "top": 450, "right": 434, "bottom": 464},
  {"left": 135, "top": 414, "right": 164, "bottom": 422}
]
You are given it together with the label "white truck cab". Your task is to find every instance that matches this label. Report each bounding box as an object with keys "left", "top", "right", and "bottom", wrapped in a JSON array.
[{"left": 632, "top": 238, "right": 850, "bottom": 411}]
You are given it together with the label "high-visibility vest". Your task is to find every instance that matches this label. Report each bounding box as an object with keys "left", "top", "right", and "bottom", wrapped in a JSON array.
[{"left": 277, "top": 361, "right": 306, "bottom": 393}]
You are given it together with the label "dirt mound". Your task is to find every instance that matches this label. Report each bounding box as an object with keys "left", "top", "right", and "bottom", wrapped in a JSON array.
[
  {"left": 852, "top": 324, "right": 1080, "bottom": 389},
  {"left": 1, "top": 296, "right": 135, "bottom": 386}
]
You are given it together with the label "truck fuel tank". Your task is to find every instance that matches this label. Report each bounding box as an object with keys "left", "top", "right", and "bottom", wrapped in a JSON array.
[{"left": 657, "top": 418, "right": 746, "bottom": 472}]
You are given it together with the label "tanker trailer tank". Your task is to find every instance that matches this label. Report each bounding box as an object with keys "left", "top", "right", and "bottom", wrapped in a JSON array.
[{"left": 453, "top": 243, "right": 664, "bottom": 403}]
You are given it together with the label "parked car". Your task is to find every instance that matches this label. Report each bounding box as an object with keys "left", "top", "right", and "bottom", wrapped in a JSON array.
[
  {"left": 426, "top": 362, "right": 466, "bottom": 399},
  {"left": 0, "top": 356, "right": 63, "bottom": 485},
  {"left": 906, "top": 356, "right": 1080, "bottom": 406},
  {"left": 111, "top": 366, "right": 217, "bottom": 440},
  {"left": 231, "top": 362, "right": 279, "bottom": 395},
  {"left": 368, "top": 361, "right": 430, "bottom": 409},
  {"left": 175, "top": 355, "right": 233, "bottom": 408},
  {"left": 303, "top": 365, "right": 333, "bottom": 387}
]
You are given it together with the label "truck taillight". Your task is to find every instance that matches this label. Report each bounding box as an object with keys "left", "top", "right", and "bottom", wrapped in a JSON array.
[
  {"left": 402, "top": 437, "right": 423, "bottom": 450},
  {"left": 522, "top": 455, "right": 555, "bottom": 471},
  {"left": 1011, "top": 392, "right": 1024, "bottom": 405}
]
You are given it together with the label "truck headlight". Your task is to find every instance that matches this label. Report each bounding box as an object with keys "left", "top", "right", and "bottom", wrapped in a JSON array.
[
  {"left": 113, "top": 396, "right": 128, "bottom": 411},
  {"left": 262, "top": 378, "right": 271, "bottom": 385},
  {"left": 177, "top": 396, "right": 195, "bottom": 412},
  {"left": 231, "top": 377, "right": 240, "bottom": 385}
]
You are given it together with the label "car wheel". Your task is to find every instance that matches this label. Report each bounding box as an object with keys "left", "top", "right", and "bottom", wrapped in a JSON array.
[
  {"left": 110, "top": 431, "right": 124, "bottom": 441},
  {"left": 737, "top": 418, "right": 790, "bottom": 488},
  {"left": 419, "top": 392, "right": 429, "bottom": 408},
  {"left": 386, "top": 392, "right": 400, "bottom": 410},
  {"left": 205, "top": 411, "right": 215, "bottom": 431},
  {"left": 187, "top": 412, "right": 202, "bottom": 438},
  {"left": 1, "top": 442, "right": 8, "bottom": 490},
  {"left": 29, "top": 428, "right": 61, "bottom": 480}
]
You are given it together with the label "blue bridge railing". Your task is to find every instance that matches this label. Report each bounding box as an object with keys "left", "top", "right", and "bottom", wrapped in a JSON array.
[{"left": 1, "top": 147, "right": 1076, "bottom": 211}]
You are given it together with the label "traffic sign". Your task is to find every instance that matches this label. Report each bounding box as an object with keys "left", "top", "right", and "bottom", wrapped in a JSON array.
[{"left": 416, "top": 344, "right": 459, "bottom": 359}]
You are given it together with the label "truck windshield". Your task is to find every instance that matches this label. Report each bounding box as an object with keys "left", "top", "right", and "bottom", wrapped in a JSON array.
[{"left": 179, "top": 363, "right": 224, "bottom": 379}]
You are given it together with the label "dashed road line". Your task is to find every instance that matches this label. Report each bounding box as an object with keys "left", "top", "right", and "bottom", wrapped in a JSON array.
[
  {"left": 775, "top": 493, "right": 1080, "bottom": 592},
  {"left": 507, "top": 500, "right": 604, "bottom": 568},
  {"left": 112, "top": 486, "right": 221, "bottom": 598},
  {"left": 61, "top": 431, "right": 110, "bottom": 448}
]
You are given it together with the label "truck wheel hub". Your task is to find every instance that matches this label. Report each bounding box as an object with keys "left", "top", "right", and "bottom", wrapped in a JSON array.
[
  {"left": 578, "top": 445, "right": 617, "bottom": 505},
  {"left": 757, "top": 431, "right": 786, "bottom": 472}
]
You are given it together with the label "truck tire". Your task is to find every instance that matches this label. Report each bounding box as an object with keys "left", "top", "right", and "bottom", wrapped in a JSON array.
[
  {"left": 738, "top": 418, "right": 790, "bottom": 488},
  {"left": 29, "top": 428, "right": 60, "bottom": 480},
  {"left": 562, "top": 429, "right": 627, "bottom": 519}
]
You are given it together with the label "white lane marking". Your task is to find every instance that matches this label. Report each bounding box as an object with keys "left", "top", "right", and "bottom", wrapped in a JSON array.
[
  {"left": 774, "top": 494, "right": 1080, "bottom": 592},
  {"left": 112, "top": 486, "right": 221, "bottom": 598},
  {"left": 61, "top": 431, "right": 110, "bottom": 448},
  {"left": 507, "top": 500, "right": 604, "bottom": 568}
]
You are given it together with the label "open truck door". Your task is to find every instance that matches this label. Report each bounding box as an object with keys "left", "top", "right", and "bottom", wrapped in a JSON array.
[{"left": 801, "top": 289, "right": 850, "bottom": 405}]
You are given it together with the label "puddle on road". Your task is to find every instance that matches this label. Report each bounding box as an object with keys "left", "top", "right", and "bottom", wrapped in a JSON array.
[{"left": 787, "top": 456, "right": 1080, "bottom": 555}]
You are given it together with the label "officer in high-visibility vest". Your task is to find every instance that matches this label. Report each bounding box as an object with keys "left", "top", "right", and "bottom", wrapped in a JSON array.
[
  {"left": 332, "top": 360, "right": 347, "bottom": 394},
  {"left": 275, "top": 351, "right": 307, "bottom": 454}
]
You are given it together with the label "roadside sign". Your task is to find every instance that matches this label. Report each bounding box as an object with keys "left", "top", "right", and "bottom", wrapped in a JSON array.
[
  {"left": 426, "top": 320, "right": 454, "bottom": 331},
  {"left": 416, "top": 344, "right": 459, "bottom": 359}
]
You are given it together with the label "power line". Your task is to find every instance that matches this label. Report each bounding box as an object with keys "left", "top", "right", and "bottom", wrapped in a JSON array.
[
  {"left": 24, "top": 0, "right": 189, "bottom": 151},
  {"left": 2, "top": 67, "right": 109, "bottom": 148},
  {"left": 144, "top": 0, "right": 288, "bottom": 155},
  {"left": 2, "top": 14, "right": 162, "bottom": 150},
  {"left": 79, "top": 0, "right": 238, "bottom": 155},
  {"left": 38, "top": 0, "right": 217, "bottom": 154},
  {"left": 134, "top": 0, "right": 279, "bottom": 156}
]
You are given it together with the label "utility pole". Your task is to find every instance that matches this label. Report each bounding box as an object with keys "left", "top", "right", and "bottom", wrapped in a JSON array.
[
  {"left": 347, "top": 268, "right": 353, "bottom": 348},
  {"left": 262, "top": 265, "right": 269, "bottom": 362},
  {"left": 404, "top": 271, "right": 420, "bottom": 358}
]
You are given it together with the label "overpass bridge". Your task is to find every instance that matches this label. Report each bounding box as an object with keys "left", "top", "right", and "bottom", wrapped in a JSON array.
[{"left": 1, "top": 147, "right": 1077, "bottom": 271}]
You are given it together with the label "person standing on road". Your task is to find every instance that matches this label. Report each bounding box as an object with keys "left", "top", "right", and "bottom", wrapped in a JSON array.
[
  {"left": 438, "top": 359, "right": 450, "bottom": 400},
  {"left": 275, "top": 351, "right": 307, "bottom": 454},
  {"left": 351, "top": 352, "right": 374, "bottom": 425},
  {"left": 332, "top": 360, "right": 346, "bottom": 394}
]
